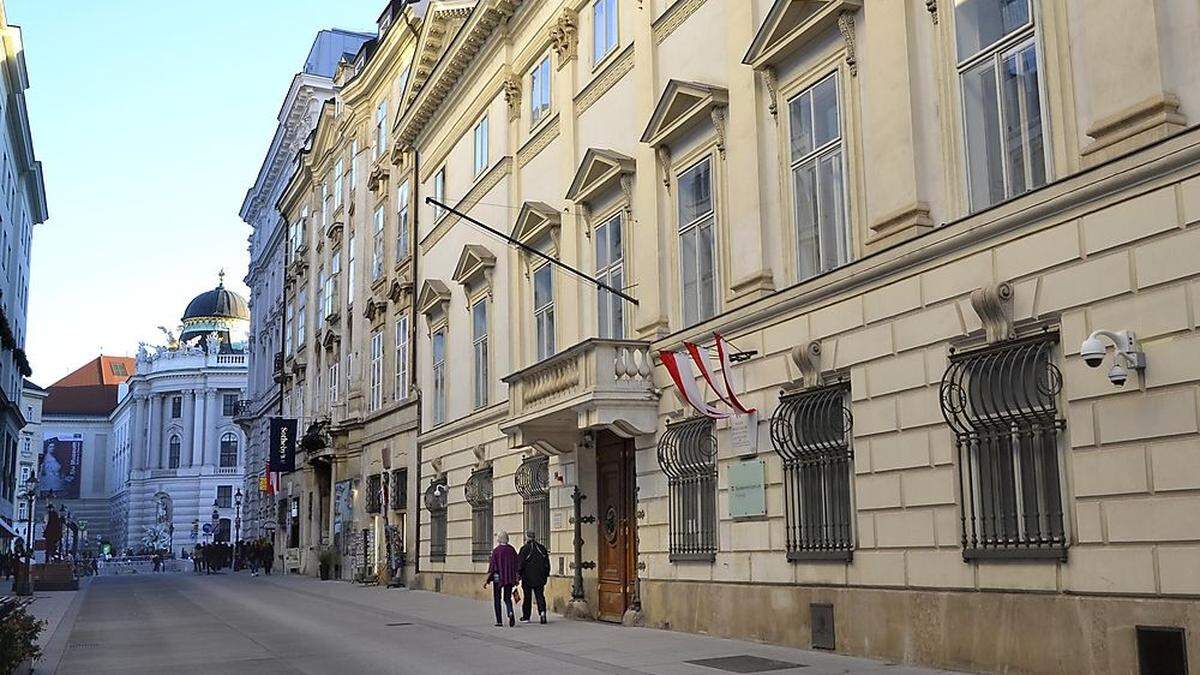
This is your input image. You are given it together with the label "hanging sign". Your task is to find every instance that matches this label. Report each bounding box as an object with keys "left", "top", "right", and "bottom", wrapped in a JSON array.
[{"left": 269, "top": 417, "right": 298, "bottom": 473}]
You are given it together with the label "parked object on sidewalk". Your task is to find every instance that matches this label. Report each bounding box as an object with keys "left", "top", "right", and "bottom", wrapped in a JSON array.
[
  {"left": 318, "top": 547, "right": 339, "bottom": 581},
  {"left": 484, "top": 531, "right": 519, "bottom": 627},
  {"left": 517, "top": 530, "right": 550, "bottom": 624}
]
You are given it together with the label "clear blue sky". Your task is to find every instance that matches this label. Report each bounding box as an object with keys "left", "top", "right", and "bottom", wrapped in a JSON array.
[{"left": 13, "top": 0, "right": 382, "bottom": 385}]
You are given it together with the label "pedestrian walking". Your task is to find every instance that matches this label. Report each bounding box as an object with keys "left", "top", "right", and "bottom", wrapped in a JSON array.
[
  {"left": 517, "top": 530, "right": 550, "bottom": 624},
  {"left": 263, "top": 539, "right": 274, "bottom": 575},
  {"left": 483, "top": 530, "right": 519, "bottom": 627}
]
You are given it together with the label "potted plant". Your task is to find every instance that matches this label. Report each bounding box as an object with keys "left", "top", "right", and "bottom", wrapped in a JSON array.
[
  {"left": 0, "top": 599, "right": 46, "bottom": 675},
  {"left": 318, "top": 547, "right": 339, "bottom": 581}
]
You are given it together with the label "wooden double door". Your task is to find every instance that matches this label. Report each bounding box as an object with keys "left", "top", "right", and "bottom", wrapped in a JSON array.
[{"left": 596, "top": 433, "right": 637, "bottom": 622}]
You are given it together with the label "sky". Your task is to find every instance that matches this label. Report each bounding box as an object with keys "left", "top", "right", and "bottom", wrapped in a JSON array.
[{"left": 12, "top": 0, "right": 383, "bottom": 386}]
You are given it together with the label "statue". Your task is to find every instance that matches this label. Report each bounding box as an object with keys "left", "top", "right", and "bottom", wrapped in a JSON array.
[
  {"left": 205, "top": 332, "right": 220, "bottom": 355},
  {"left": 44, "top": 503, "right": 62, "bottom": 562}
]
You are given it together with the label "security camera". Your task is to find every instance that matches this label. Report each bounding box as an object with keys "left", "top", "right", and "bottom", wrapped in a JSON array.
[
  {"left": 1107, "top": 363, "right": 1127, "bottom": 387},
  {"left": 1080, "top": 335, "right": 1107, "bottom": 368}
]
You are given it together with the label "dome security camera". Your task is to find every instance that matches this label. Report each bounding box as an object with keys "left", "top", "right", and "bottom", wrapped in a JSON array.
[
  {"left": 1080, "top": 335, "right": 1107, "bottom": 368},
  {"left": 1107, "top": 363, "right": 1127, "bottom": 387},
  {"left": 1081, "top": 329, "right": 1147, "bottom": 387}
]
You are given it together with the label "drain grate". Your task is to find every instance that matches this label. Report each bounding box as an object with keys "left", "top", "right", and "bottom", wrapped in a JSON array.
[
  {"left": 68, "top": 643, "right": 100, "bottom": 649},
  {"left": 685, "top": 655, "right": 806, "bottom": 673},
  {"left": 386, "top": 622, "right": 413, "bottom": 626}
]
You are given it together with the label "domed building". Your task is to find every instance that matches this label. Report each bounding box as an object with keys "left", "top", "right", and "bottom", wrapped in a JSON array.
[{"left": 100, "top": 275, "right": 251, "bottom": 556}]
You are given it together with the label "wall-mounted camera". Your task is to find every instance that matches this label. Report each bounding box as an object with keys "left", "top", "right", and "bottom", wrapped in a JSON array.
[{"left": 1080, "top": 329, "right": 1147, "bottom": 387}]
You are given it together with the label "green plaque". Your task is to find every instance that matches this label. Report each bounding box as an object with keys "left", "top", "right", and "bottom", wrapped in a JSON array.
[{"left": 728, "top": 458, "right": 766, "bottom": 519}]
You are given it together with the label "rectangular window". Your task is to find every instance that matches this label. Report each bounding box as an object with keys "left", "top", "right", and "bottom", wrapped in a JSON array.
[
  {"left": 366, "top": 474, "right": 382, "bottom": 513},
  {"left": 171, "top": 396, "right": 182, "bottom": 419},
  {"left": 370, "top": 331, "right": 383, "bottom": 411},
  {"left": 296, "top": 289, "right": 306, "bottom": 347},
  {"left": 772, "top": 384, "right": 854, "bottom": 561},
  {"left": 394, "top": 315, "right": 409, "bottom": 401},
  {"left": 347, "top": 233, "right": 357, "bottom": 305},
  {"left": 433, "top": 168, "right": 446, "bottom": 220},
  {"left": 956, "top": 0, "right": 1046, "bottom": 211},
  {"left": 328, "top": 362, "right": 339, "bottom": 403},
  {"left": 372, "top": 205, "right": 385, "bottom": 280},
  {"left": 349, "top": 139, "right": 358, "bottom": 187},
  {"left": 333, "top": 159, "right": 344, "bottom": 210},
  {"left": 593, "top": 0, "right": 618, "bottom": 64},
  {"left": 432, "top": 328, "right": 447, "bottom": 425},
  {"left": 472, "top": 299, "right": 488, "bottom": 409},
  {"left": 319, "top": 268, "right": 331, "bottom": 319},
  {"left": 217, "top": 485, "right": 232, "bottom": 509},
  {"left": 533, "top": 264, "right": 555, "bottom": 360},
  {"left": 940, "top": 334, "right": 1067, "bottom": 559},
  {"left": 374, "top": 100, "right": 388, "bottom": 159},
  {"left": 789, "top": 73, "right": 849, "bottom": 281},
  {"left": 657, "top": 417, "right": 717, "bottom": 561},
  {"left": 473, "top": 115, "right": 489, "bottom": 177},
  {"left": 285, "top": 303, "right": 294, "bottom": 355},
  {"left": 595, "top": 214, "right": 624, "bottom": 338},
  {"left": 428, "top": 480, "right": 447, "bottom": 562},
  {"left": 677, "top": 157, "right": 717, "bottom": 326},
  {"left": 530, "top": 56, "right": 552, "bottom": 126},
  {"left": 517, "top": 456, "right": 550, "bottom": 547},
  {"left": 222, "top": 394, "right": 238, "bottom": 417},
  {"left": 390, "top": 468, "right": 407, "bottom": 511},
  {"left": 396, "top": 181, "right": 410, "bottom": 262}
]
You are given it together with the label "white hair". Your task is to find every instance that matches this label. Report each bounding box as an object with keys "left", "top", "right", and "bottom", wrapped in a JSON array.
[{"left": 496, "top": 530, "right": 509, "bottom": 544}]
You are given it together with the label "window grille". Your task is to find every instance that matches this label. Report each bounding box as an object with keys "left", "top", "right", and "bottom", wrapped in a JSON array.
[
  {"left": 465, "top": 468, "right": 494, "bottom": 563},
  {"left": 391, "top": 468, "right": 407, "bottom": 512},
  {"left": 769, "top": 384, "right": 854, "bottom": 561},
  {"left": 658, "top": 417, "right": 717, "bottom": 561},
  {"left": 515, "top": 455, "right": 550, "bottom": 546},
  {"left": 939, "top": 334, "right": 1067, "bottom": 560},
  {"left": 366, "top": 474, "right": 382, "bottom": 514},
  {"left": 425, "top": 480, "right": 448, "bottom": 562}
]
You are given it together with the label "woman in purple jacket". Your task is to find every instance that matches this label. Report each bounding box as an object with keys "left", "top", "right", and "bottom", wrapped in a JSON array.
[{"left": 484, "top": 530, "right": 520, "bottom": 626}]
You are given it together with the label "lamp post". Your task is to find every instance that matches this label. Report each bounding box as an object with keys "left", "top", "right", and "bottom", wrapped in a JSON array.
[
  {"left": 15, "top": 476, "right": 37, "bottom": 596},
  {"left": 233, "top": 489, "right": 243, "bottom": 570},
  {"left": 211, "top": 499, "right": 220, "bottom": 544}
]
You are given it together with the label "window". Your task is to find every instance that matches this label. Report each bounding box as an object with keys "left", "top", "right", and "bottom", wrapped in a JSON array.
[
  {"left": 296, "top": 289, "right": 307, "bottom": 347},
  {"left": 396, "top": 181, "right": 410, "bottom": 262},
  {"left": 533, "top": 264, "right": 555, "bottom": 360},
  {"left": 285, "top": 303, "right": 294, "bottom": 355},
  {"left": 473, "top": 115, "right": 489, "bottom": 177},
  {"left": 168, "top": 435, "right": 181, "bottom": 469},
  {"left": 321, "top": 182, "right": 330, "bottom": 227},
  {"left": 333, "top": 159, "right": 344, "bottom": 210},
  {"left": 657, "top": 417, "right": 717, "bottom": 561},
  {"left": 466, "top": 468, "right": 493, "bottom": 562},
  {"left": 288, "top": 498, "right": 299, "bottom": 548},
  {"left": 939, "top": 334, "right": 1067, "bottom": 559},
  {"left": 769, "top": 384, "right": 854, "bottom": 561},
  {"left": 394, "top": 315, "right": 409, "bottom": 401},
  {"left": 789, "top": 73, "right": 849, "bottom": 281},
  {"left": 432, "top": 328, "right": 447, "bottom": 425},
  {"left": 374, "top": 100, "right": 388, "bottom": 159},
  {"left": 432, "top": 168, "right": 446, "bottom": 220},
  {"left": 472, "top": 299, "right": 488, "bottom": 408},
  {"left": 349, "top": 139, "right": 358, "bottom": 187},
  {"left": 111, "top": 362, "right": 128, "bottom": 377},
  {"left": 956, "top": 0, "right": 1046, "bottom": 211},
  {"left": 391, "top": 468, "right": 408, "bottom": 511},
  {"left": 372, "top": 205, "right": 385, "bottom": 280},
  {"left": 328, "top": 362, "right": 339, "bottom": 403},
  {"left": 171, "top": 396, "right": 182, "bottom": 419},
  {"left": 595, "top": 214, "right": 624, "bottom": 338},
  {"left": 369, "top": 330, "right": 383, "bottom": 411},
  {"left": 366, "top": 474, "right": 382, "bottom": 513},
  {"left": 219, "top": 432, "right": 239, "bottom": 468},
  {"left": 677, "top": 158, "right": 717, "bottom": 326},
  {"left": 426, "top": 480, "right": 448, "bottom": 562},
  {"left": 530, "top": 55, "right": 552, "bottom": 125},
  {"left": 222, "top": 394, "right": 238, "bottom": 417},
  {"left": 347, "top": 233, "right": 357, "bottom": 304},
  {"left": 217, "top": 485, "right": 232, "bottom": 509},
  {"left": 515, "top": 456, "right": 549, "bottom": 547},
  {"left": 593, "top": 0, "right": 618, "bottom": 64}
]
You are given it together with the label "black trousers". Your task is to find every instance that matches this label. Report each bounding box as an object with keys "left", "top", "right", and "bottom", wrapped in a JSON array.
[
  {"left": 492, "top": 582, "right": 514, "bottom": 623},
  {"left": 520, "top": 583, "right": 546, "bottom": 620}
]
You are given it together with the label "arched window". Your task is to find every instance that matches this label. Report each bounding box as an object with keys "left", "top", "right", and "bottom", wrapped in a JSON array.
[
  {"left": 168, "top": 435, "right": 181, "bottom": 469},
  {"left": 219, "top": 432, "right": 238, "bottom": 468}
]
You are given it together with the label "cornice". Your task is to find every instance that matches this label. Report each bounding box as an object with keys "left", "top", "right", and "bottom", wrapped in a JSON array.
[{"left": 575, "top": 44, "right": 634, "bottom": 115}]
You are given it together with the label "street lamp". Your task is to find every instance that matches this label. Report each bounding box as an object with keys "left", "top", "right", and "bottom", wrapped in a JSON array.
[
  {"left": 233, "top": 489, "right": 243, "bottom": 570},
  {"left": 15, "top": 475, "right": 37, "bottom": 596},
  {"left": 211, "top": 499, "right": 220, "bottom": 545}
]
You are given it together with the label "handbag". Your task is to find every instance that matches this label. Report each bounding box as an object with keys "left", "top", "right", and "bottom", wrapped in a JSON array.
[{"left": 511, "top": 587, "right": 521, "bottom": 604}]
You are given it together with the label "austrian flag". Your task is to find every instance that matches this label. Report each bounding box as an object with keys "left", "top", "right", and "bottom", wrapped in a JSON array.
[{"left": 659, "top": 333, "right": 756, "bottom": 419}]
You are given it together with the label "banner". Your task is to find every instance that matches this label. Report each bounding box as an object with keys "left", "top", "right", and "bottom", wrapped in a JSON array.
[
  {"left": 40, "top": 434, "right": 82, "bottom": 499},
  {"left": 268, "top": 417, "right": 298, "bottom": 473}
]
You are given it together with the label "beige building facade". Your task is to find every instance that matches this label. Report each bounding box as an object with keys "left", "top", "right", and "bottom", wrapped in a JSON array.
[{"left": 259, "top": 0, "right": 1200, "bottom": 672}]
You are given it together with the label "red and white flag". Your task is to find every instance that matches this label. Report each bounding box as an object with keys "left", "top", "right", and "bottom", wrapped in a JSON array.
[
  {"left": 659, "top": 348, "right": 730, "bottom": 419},
  {"left": 660, "top": 333, "right": 755, "bottom": 419}
]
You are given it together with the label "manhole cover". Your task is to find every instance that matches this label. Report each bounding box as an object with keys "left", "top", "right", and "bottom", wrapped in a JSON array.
[{"left": 685, "top": 655, "right": 806, "bottom": 673}]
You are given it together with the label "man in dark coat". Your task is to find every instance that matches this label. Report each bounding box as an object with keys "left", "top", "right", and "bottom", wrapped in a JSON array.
[{"left": 517, "top": 530, "right": 550, "bottom": 624}]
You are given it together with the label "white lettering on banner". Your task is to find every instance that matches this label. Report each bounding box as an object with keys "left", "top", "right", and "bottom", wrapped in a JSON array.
[{"left": 730, "top": 411, "right": 759, "bottom": 456}]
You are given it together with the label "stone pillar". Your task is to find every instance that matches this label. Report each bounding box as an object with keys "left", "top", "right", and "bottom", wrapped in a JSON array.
[
  {"left": 159, "top": 395, "right": 172, "bottom": 468},
  {"left": 130, "top": 395, "right": 145, "bottom": 471},
  {"left": 190, "top": 389, "right": 205, "bottom": 467},
  {"left": 182, "top": 390, "right": 196, "bottom": 467},
  {"left": 205, "top": 389, "right": 220, "bottom": 466},
  {"left": 147, "top": 394, "right": 161, "bottom": 470}
]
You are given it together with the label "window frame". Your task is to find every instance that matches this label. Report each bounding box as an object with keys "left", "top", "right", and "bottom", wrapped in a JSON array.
[
  {"left": 471, "top": 297, "right": 489, "bottom": 409},
  {"left": 532, "top": 262, "right": 555, "bottom": 361},
  {"left": 394, "top": 315, "right": 409, "bottom": 402},
  {"left": 675, "top": 155, "right": 719, "bottom": 327},
  {"left": 432, "top": 167, "right": 446, "bottom": 221},
  {"left": 529, "top": 55, "right": 552, "bottom": 128},
  {"left": 374, "top": 99, "right": 388, "bottom": 160},
  {"left": 170, "top": 396, "right": 182, "bottom": 419},
  {"left": 369, "top": 330, "right": 384, "bottom": 412},
  {"left": 168, "top": 435, "right": 181, "bottom": 469},
  {"left": 372, "top": 204, "right": 386, "bottom": 281},
  {"left": 396, "top": 181, "right": 410, "bottom": 263},
  {"left": 219, "top": 432, "right": 239, "bottom": 468},
  {"left": 472, "top": 114, "right": 489, "bottom": 177},
  {"left": 431, "top": 327, "right": 447, "bottom": 426},
  {"left": 592, "top": 0, "right": 618, "bottom": 67},
  {"left": 594, "top": 212, "right": 624, "bottom": 339}
]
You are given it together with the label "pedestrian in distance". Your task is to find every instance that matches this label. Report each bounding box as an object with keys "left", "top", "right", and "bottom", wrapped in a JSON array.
[
  {"left": 517, "top": 530, "right": 550, "bottom": 624},
  {"left": 483, "top": 530, "right": 519, "bottom": 627},
  {"left": 263, "top": 539, "right": 274, "bottom": 575}
]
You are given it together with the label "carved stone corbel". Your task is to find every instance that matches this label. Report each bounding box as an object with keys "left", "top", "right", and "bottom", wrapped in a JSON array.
[
  {"left": 759, "top": 68, "right": 779, "bottom": 118},
  {"left": 925, "top": 0, "right": 939, "bottom": 24},
  {"left": 472, "top": 445, "right": 488, "bottom": 469},
  {"left": 619, "top": 174, "right": 634, "bottom": 221},
  {"left": 786, "top": 341, "right": 823, "bottom": 389},
  {"left": 969, "top": 282, "right": 1014, "bottom": 344},
  {"left": 655, "top": 146, "right": 672, "bottom": 191},
  {"left": 502, "top": 71, "right": 521, "bottom": 122},
  {"left": 430, "top": 456, "right": 444, "bottom": 480},
  {"left": 837, "top": 12, "right": 858, "bottom": 77},
  {"left": 711, "top": 107, "right": 727, "bottom": 157},
  {"left": 579, "top": 202, "right": 592, "bottom": 239},
  {"left": 549, "top": 10, "right": 578, "bottom": 69}
]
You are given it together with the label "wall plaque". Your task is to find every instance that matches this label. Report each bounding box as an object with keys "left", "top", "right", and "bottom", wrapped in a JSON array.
[
  {"left": 729, "top": 411, "right": 759, "bottom": 456},
  {"left": 728, "top": 458, "right": 766, "bottom": 519}
]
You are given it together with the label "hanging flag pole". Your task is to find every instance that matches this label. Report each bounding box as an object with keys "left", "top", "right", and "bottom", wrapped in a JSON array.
[{"left": 424, "top": 197, "right": 639, "bottom": 306}]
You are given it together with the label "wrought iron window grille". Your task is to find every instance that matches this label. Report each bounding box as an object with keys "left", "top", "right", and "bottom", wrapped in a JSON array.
[
  {"left": 424, "top": 479, "right": 448, "bottom": 562},
  {"left": 658, "top": 416, "right": 718, "bottom": 562},
  {"left": 465, "top": 468, "right": 494, "bottom": 563},
  {"left": 391, "top": 468, "right": 408, "bottom": 512},
  {"left": 515, "top": 455, "right": 550, "bottom": 546},
  {"left": 769, "top": 383, "right": 854, "bottom": 562},
  {"left": 939, "top": 333, "right": 1068, "bottom": 561},
  {"left": 366, "top": 474, "right": 382, "bottom": 514}
]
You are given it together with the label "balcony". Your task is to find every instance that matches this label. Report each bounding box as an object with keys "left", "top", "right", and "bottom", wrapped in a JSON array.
[
  {"left": 232, "top": 399, "right": 255, "bottom": 422},
  {"left": 501, "top": 338, "right": 659, "bottom": 454}
]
